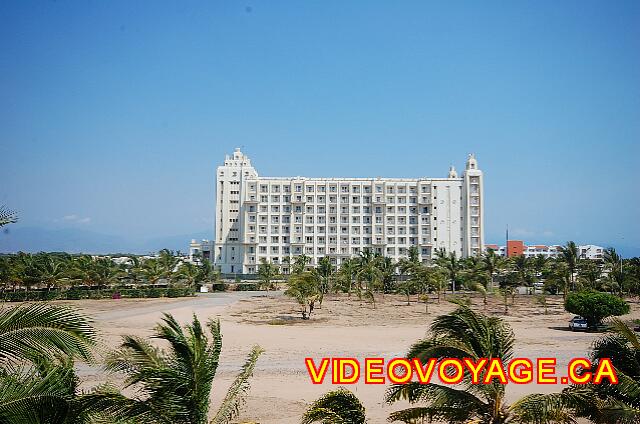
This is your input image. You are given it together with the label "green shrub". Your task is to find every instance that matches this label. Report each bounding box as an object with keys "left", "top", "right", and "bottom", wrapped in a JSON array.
[
  {"left": 211, "top": 282, "right": 228, "bottom": 292},
  {"left": 87, "top": 290, "right": 105, "bottom": 299},
  {"left": 146, "top": 288, "right": 162, "bottom": 298},
  {"left": 565, "top": 290, "right": 630, "bottom": 328},
  {"left": 167, "top": 288, "right": 181, "bottom": 298},
  {"left": 236, "top": 283, "right": 258, "bottom": 291},
  {"left": 65, "top": 290, "right": 83, "bottom": 300}
]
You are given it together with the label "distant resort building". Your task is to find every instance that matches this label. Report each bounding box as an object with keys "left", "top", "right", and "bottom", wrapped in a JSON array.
[
  {"left": 211, "top": 148, "right": 485, "bottom": 274},
  {"left": 485, "top": 241, "right": 604, "bottom": 260},
  {"left": 189, "top": 239, "right": 214, "bottom": 264}
]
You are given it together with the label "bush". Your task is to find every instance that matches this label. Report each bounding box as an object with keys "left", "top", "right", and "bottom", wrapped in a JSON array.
[
  {"left": 211, "top": 282, "right": 228, "bottom": 292},
  {"left": 146, "top": 288, "right": 161, "bottom": 298},
  {"left": 235, "top": 283, "right": 258, "bottom": 291},
  {"left": 565, "top": 290, "right": 630, "bottom": 328},
  {"left": 65, "top": 290, "right": 84, "bottom": 300},
  {"left": 0, "top": 287, "right": 196, "bottom": 301}
]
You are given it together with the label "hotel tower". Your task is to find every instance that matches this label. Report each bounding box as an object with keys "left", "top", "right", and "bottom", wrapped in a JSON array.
[{"left": 214, "top": 149, "right": 483, "bottom": 274}]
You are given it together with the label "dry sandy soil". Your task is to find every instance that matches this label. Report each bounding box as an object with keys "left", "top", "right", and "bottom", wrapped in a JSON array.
[{"left": 57, "top": 291, "right": 640, "bottom": 424}]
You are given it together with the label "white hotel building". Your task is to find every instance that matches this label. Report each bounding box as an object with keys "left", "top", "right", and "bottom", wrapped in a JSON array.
[{"left": 214, "top": 149, "right": 484, "bottom": 274}]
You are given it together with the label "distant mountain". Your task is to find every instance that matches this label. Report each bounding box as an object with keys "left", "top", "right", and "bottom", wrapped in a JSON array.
[{"left": 0, "top": 226, "right": 212, "bottom": 255}]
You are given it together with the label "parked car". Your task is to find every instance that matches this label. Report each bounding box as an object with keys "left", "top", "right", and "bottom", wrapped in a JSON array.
[{"left": 569, "top": 316, "right": 588, "bottom": 331}]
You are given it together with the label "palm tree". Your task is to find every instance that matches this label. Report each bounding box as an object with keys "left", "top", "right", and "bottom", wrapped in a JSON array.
[
  {"left": 285, "top": 272, "right": 320, "bottom": 319},
  {"left": 142, "top": 257, "right": 165, "bottom": 286},
  {"left": 559, "top": 241, "right": 579, "bottom": 291},
  {"left": 0, "top": 356, "right": 103, "bottom": 423},
  {"left": 158, "top": 249, "right": 180, "bottom": 284},
  {"left": 577, "top": 259, "right": 603, "bottom": 290},
  {"left": 604, "top": 247, "right": 625, "bottom": 295},
  {"left": 0, "top": 303, "right": 97, "bottom": 364},
  {"left": 434, "top": 248, "right": 462, "bottom": 293},
  {"left": 292, "top": 254, "right": 312, "bottom": 274},
  {"left": 462, "top": 256, "right": 490, "bottom": 306},
  {"left": 70, "top": 255, "right": 97, "bottom": 288},
  {"left": 0, "top": 206, "right": 17, "bottom": 228},
  {"left": 385, "top": 307, "right": 566, "bottom": 423},
  {"left": 355, "top": 249, "right": 382, "bottom": 301},
  {"left": 38, "top": 254, "right": 70, "bottom": 292},
  {"left": 87, "top": 313, "right": 263, "bottom": 424},
  {"left": 337, "top": 258, "right": 357, "bottom": 295},
  {"left": 511, "top": 255, "right": 532, "bottom": 287},
  {"left": 177, "top": 261, "right": 203, "bottom": 290},
  {"left": 258, "top": 259, "right": 279, "bottom": 291},
  {"left": 93, "top": 257, "right": 124, "bottom": 288},
  {"left": 315, "top": 256, "right": 334, "bottom": 304},
  {"left": 302, "top": 388, "right": 366, "bottom": 424},
  {"left": 525, "top": 318, "right": 640, "bottom": 423},
  {"left": 482, "top": 248, "right": 504, "bottom": 289}
]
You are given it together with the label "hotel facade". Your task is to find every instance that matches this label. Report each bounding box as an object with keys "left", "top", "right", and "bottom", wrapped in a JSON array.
[{"left": 214, "top": 149, "right": 484, "bottom": 274}]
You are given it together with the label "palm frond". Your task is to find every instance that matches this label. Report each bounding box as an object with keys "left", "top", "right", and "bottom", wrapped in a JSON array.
[
  {"left": 210, "top": 345, "right": 264, "bottom": 424},
  {"left": 302, "top": 388, "right": 366, "bottom": 424},
  {"left": 0, "top": 362, "right": 76, "bottom": 423},
  {"left": 0, "top": 303, "right": 96, "bottom": 364},
  {"left": 511, "top": 392, "right": 576, "bottom": 424},
  {"left": 0, "top": 206, "right": 17, "bottom": 228},
  {"left": 387, "top": 406, "right": 472, "bottom": 423}
]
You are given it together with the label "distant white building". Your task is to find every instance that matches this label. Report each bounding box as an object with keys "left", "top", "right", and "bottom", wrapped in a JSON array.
[
  {"left": 214, "top": 148, "right": 485, "bottom": 274},
  {"left": 578, "top": 244, "right": 604, "bottom": 260},
  {"left": 189, "top": 239, "right": 214, "bottom": 264},
  {"left": 484, "top": 242, "right": 604, "bottom": 260}
]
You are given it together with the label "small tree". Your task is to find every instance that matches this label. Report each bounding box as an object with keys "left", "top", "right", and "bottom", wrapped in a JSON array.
[
  {"left": 284, "top": 272, "right": 320, "bottom": 320},
  {"left": 535, "top": 294, "right": 548, "bottom": 315},
  {"left": 257, "top": 259, "right": 279, "bottom": 291},
  {"left": 565, "top": 290, "right": 630, "bottom": 329}
]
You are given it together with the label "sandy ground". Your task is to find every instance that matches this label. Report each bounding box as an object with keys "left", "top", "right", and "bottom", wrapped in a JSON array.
[{"left": 57, "top": 291, "right": 640, "bottom": 424}]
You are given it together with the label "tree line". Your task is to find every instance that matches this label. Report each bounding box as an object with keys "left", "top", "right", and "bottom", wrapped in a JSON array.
[
  {"left": 0, "top": 249, "right": 220, "bottom": 300},
  {"left": 264, "top": 242, "right": 640, "bottom": 318}
]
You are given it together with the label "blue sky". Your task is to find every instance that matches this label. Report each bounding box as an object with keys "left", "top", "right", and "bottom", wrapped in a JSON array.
[{"left": 1, "top": 1, "right": 639, "bottom": 255}]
